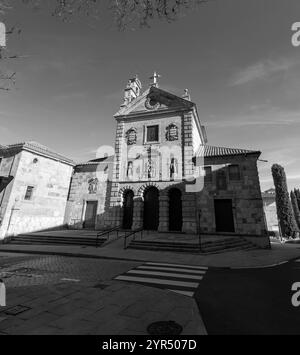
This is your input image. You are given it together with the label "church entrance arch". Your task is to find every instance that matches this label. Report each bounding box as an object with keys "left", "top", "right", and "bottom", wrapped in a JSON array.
[
  {"left": 143, "top": 187, "right": 159, "bottom": 230},
  {"left": 122, "top": 190, "right": 134, "bottom": 230},
  {"left": 168, "top": 188, "right": 182, "bottom": 232}
]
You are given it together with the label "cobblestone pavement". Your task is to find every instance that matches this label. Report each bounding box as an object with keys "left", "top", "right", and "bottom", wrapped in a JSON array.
[
  {"left": 0, "top": 253, "right": 140, "bottom": 288},
  {"left": 0, "top": 253, "right": 206, "bottom": 335}
]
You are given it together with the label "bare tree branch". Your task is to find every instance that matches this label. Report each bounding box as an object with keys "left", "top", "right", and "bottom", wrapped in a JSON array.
[
  {"left": 18, "top": 0, "right": 209, "bottom": 29},
  {"left": 0, "top": 0, "right": 210, "bottom": 90}
]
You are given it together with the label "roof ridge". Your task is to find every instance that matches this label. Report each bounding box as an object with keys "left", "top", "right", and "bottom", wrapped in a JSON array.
[
  {"left": 6, "top": 141, "right": 75, "bottom": 166},
  {"left": 197, "top": 144, "right": 261, "bottom": 158}
]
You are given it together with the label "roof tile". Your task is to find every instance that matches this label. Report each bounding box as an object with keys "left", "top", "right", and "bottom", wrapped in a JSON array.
[{"left": 196, "top": 145, "right": 261, "bottom": 158}]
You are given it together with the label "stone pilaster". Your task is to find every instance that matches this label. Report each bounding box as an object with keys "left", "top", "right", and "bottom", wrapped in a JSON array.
[
  {"left": 132, "top": 196, "right": 143, "bottom": 230},
  {"left": 182, "top": 193, "right": 197, "bottom": 234},
  {"left": 183, "top": 112, "right": 195, "bottom": 181},
  {"left": 158, "top": 193, "right": 169, "bottom": 232}
]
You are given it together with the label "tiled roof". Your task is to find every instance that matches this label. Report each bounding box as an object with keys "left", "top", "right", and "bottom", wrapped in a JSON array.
[
  {"left": 196, "top": 145, "right": 261, "bottom": 158},
  {"left": 76, "top": 156, "right": 114, "bottom": 167},
  {"left": 6, "top": 141, "right": 75, "bottom": 166},
  {"left": 262, "top": 188, "right": 276, "bottom": 198}
]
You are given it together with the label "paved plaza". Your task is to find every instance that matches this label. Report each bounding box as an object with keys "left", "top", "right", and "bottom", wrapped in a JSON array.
[{"left": 0, "top": 253, "right": 206, "bottom": 335}]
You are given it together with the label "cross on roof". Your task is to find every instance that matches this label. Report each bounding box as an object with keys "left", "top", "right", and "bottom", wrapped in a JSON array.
[{"left": 150, "top": 71, "right": 161, "bottom": 87}]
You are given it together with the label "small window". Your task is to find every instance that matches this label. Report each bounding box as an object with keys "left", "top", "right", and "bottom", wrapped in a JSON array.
[
  {"left": 229, "top": 165, "right": 241, "bottom": 181},
  {"left": 204, "top": 166, "right": 212, "bottom": 183},
  {"left": 216, "top": 171, "right": 227, "bottom": 190},
  {"left": 24, "top": 186, "right": 34, "bottom": 200},
  {"left": 146, "top": 125, "right": 159, "bottom": 142}
]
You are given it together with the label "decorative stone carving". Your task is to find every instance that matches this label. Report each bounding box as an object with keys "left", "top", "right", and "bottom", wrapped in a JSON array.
[
  {"left": 126, "top": 128, "right": 137, "bottom": 145},
  {"left": 169, "top": 158, "right": 178, "bottom": 181},
  {"left": 145, "top": 97, "right": 161, "bottom": 111},
  {"left": 88, "top": 178, "right": 98, "bottom": 194},
  {"left": 166, "top": 124, "right": 178, "bottom": 141}
]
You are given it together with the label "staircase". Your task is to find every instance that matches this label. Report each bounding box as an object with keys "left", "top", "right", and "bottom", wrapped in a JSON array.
[
  {"left": 8, "top": 232, "right": 109, "bottom": 247},
  {"left": 127, "top": 237, "right": 258, "bottom": 254},
  {"left": 201, "top": 237, "right": 258, "bottom": 254}
]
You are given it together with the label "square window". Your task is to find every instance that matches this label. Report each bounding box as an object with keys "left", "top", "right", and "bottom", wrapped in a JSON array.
[
  {"left": 204, "top": 166, "right": 212, "bottom": 183},
  {"left": 229, "top": 165, "right": 241, "bottom": 181},
  {"left": 216, "top": 171, "right": 227, "bottom": 190},
  {"left": 24, "top": 186, "right": 34, "bottom": 200},
  {"left": 146, "top": 125, "right": 159, "bottom": 142}
]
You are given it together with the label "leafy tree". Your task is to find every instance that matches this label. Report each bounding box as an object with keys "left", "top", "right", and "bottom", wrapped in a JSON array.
[
  {"left": 271, "top": 164, "right": 298, "bottom": 239},
  {"left": 291, "top": 190, "right": 300, "bottom": 229}
]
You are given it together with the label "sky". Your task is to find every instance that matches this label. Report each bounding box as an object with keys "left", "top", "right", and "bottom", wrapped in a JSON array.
[{"left": 0, "top": 0, "right": 300, "bottom": 191}]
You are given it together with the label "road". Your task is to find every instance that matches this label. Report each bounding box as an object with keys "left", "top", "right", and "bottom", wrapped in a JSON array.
[
  {"left": 0, "top": 252, "right": 203, "bottom": 335},
  {"left": 195, "top": 259, "right": 300, "bottom": 335},
  {"left": 1, "top": 251, "right": 300, "bottom": 335}
]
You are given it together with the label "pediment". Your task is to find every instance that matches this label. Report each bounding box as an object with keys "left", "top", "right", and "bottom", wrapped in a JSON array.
[{"left": 115, "top": 86, "right": 194, "bottom": 118}]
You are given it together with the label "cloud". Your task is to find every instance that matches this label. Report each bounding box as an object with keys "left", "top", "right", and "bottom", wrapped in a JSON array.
[
  {"left": 206, "top": 106, "right": 300, "bottom": 128},
  {"left": 0, "top": 124, "right": 19, "bottom": 144},
  {"left": 230, "top": 58, "right": 295, "bottom": 86}
]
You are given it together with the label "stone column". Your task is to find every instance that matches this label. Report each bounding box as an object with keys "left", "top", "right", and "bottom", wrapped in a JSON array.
[
  {"left": 182, "top": 193, "right": 197, "bottom": 234},
  {"left": 158, "top": 193, "right": 169, "bottom": 232},
  {"left": 132, "top": 196, "right": 143, "bottom": 230}
]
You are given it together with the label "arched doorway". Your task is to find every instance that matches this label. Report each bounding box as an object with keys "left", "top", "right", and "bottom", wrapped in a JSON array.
[
  {"left": 122, "top": 190, "right": 134, "bottom": 229},
  {"left": 169, "top": 188, "right": 182, "bottom": 232},
  {"left": 143, "top": 187, "right": 159, "bottom": 230}
]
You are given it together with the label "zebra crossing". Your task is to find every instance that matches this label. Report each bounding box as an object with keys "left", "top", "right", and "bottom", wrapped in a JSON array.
[{"left": 114, "top": 261, "right": 208, "bottom": 297}]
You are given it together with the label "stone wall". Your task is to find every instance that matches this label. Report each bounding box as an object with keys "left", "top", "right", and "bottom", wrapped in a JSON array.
[
  {"left": 65, "top": 162, "right": 112, "bottom": 230},
  {"left": 263, "top": 196, "right": 279, "bottom": 232},
  {"left": 197, "top": 155, "right": 267, "bottom": 238},
  {"left": 0, "top": 150, "right": 73, "bottom": 240}
]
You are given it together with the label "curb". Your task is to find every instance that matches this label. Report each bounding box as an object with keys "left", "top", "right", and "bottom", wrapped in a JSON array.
[
  {"left": 229, "top": 260, "right": 290, "bottom": 270},
  {"left": 0, "top": 248, "right": 146, "bottom": 264},
  {"left": 0, "top": 247, "right": 298, "bottom": 270}
]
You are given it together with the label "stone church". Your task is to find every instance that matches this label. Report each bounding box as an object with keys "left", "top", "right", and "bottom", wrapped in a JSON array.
[
  {"left": 65, "top": 74, "right": 268, "bottom": 248},
  {"left": 0, "top": 74, "right": 269, "bottom": 248}
]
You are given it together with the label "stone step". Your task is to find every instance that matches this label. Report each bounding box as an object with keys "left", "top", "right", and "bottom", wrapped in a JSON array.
[
  {"left": 129, "top": 240, "right": 200, "bottom": 248},
  {"left": 9, "top": 234, "right": 106, "bottom": 247},
  {"left": 127, "top": 244, "right": 201, "bottom": 253},
  {"left": 131, "top": 238, "right": 253, "bottom": 249},
  {"left": 128, "top": 237, "right": 258, "bottom": 254}
]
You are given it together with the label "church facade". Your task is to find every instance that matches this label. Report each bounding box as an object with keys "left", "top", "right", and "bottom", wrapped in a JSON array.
[{"left": 65, "top": 75, "right": 269, "bottom": 248}]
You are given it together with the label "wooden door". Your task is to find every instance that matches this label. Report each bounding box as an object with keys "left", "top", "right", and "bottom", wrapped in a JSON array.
[
  {"left": 169, "top": 188, "right": 182, "bottom": 232},
  {"left": 123, "top": 190, "right": 134, "bottom": 230},
  {"left": 214, "top": 199, "right": 235, "bottom": 232},
  {"left": 143, "top": 187, "right": 159, "bottom": 230},
  {"left": 84, "top": 201, "right": 97, "bottom": 229}
]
